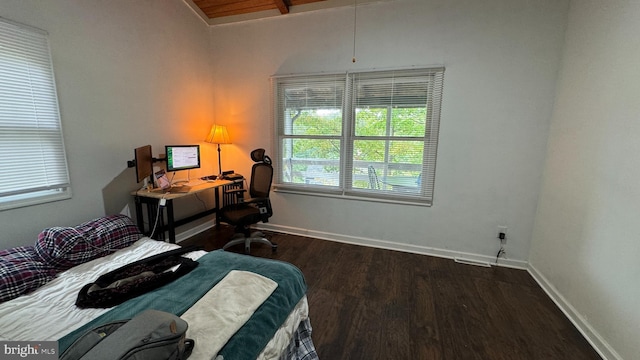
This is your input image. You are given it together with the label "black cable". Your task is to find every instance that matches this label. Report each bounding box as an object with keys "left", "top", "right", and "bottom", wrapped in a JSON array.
[
  {"left": 495, "top": 247, "right": 505, "bottom": 264},
  {"left": 496, "top": 232, "right": 506, "bottom": 263},
  {"left": 194, "top": 192, "right": 207, "bottom": 210}
]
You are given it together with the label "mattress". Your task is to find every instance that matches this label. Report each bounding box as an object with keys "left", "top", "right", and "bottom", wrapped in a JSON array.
[{"left": 0, "top": 238, "right": 312, "bottom": 359}]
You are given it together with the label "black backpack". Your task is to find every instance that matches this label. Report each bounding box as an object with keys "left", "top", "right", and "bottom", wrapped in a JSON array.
[{"left": 60, "top": 309, "right": 194, "bottom": 360}]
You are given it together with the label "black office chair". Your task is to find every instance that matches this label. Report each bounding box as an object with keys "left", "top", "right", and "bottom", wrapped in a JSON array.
[{"left": 220, "top": 149, "right": 277, "bottom": 254}]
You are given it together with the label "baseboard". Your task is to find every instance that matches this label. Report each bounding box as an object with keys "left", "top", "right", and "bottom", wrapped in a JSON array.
[
  {"left": 174, "top": 220, "right": 216, "bottom": 244},
  {"left": 256, "top": 223, "right": 528, "bottom": 269},
  {"left": 527, "top": 264, "right": 621, "bottom": 360}
]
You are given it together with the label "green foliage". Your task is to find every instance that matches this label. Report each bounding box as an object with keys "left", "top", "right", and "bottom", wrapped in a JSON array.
[
  {"left": 355, "top": 107, "right": 426, "bottom": 137},
  {"left": 283, "top": 105, "right": 427, "bottom": 185},
  {"left": 287, "top": 109, "right": 341, "bottom": 136}
]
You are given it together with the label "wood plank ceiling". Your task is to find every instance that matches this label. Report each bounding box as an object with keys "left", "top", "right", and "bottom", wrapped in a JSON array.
[{"left": 192, "top": 0, "right": 328, "bottom": 19}]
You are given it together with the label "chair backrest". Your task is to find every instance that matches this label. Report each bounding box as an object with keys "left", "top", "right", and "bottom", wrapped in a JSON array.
[
  {"left": 249, "top": 149, "right": 273, "bottom": 199},
  {"left": 368, "top": 165, "right": 380, "bottom": 190},
  {"left": 250, "top": 162, "right": 273, "bottom": 198}
]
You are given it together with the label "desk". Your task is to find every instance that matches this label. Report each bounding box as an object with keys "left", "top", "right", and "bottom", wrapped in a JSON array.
[{"left": 132, "top": 179, "right": 241, "bottom": 243}]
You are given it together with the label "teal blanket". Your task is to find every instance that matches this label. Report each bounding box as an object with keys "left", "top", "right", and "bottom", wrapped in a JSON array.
[{"left": 59, "top": 250, "right": 307, "bottom": 360}]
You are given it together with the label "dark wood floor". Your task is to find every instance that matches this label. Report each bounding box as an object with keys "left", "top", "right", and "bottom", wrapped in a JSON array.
[{"left": 181, "top": 226, "right": 601, "bottom": 360}]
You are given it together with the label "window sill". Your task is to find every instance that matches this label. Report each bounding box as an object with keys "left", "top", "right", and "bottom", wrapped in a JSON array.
[
  {"left": 273, "top": 186, "right": 432, "bottom": 207},
  {"left": 0, "top": 188, "right": 72, "bottom": 211}
]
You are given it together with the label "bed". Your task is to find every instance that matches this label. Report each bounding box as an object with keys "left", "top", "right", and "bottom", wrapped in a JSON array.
[{"left": 0, "top": 215, "right": 318, "bottom": 360}]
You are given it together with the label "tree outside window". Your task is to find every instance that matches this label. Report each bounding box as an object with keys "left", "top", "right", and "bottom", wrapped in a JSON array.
[{"left": 273, "top": 68, "right": 444, "bottom": 205}]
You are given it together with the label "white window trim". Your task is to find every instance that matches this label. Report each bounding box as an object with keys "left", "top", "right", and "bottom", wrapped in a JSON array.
[
  {"left": 0, "top": 188, "right": 72, "bottom": 211},
  {"left": 271, "top": 67, "right": 444, "bottom": 206}
]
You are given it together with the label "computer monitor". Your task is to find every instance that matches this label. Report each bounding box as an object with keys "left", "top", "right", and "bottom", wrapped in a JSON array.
[
  {"left": 134, "top": 145, "right": 153, "bottom": 183},
  {"left": 165, "top": 145, "right": 201, "bottom": 172}
]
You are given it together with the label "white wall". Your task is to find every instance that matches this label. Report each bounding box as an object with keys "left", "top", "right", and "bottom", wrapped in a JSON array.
[
  {"left": 529, "top": 0, "right": 640, "bottom": 359},
  {"left": 209, "top": 0, "right": 568, "bottom": 264},
  {"left": 0, "top": 0, "right": 214, "bottom": 248}
]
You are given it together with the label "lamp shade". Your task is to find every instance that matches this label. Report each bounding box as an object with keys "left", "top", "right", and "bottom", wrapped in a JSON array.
[{"left": 205, "top": 124, "right": 231, "bottom": 145}]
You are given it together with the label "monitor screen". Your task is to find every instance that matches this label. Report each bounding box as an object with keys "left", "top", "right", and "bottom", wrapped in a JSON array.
[
  {"left": 165, "top": 145, "right": 201, "bottom": 172},
  {"left": 134, "top": 145, "right": 153, "bottom": 183}
]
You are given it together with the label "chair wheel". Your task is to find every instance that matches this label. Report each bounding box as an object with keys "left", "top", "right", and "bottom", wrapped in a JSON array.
[{"left": 271, "top": 243, "right": 278, "bottom": 252}]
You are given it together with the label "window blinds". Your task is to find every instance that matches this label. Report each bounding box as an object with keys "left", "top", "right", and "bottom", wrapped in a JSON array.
[
  {"left": 347, "top": 68, "right": 444, "bottom": 203},
  {"left": 0, "top": 17, "right": 70, "bottom": 205},
  {"left": 274, "top": 74, "right": 345, "bottom": 189},
  {"left": 272, "top": 67, "right": 444, "bottom": 205}
]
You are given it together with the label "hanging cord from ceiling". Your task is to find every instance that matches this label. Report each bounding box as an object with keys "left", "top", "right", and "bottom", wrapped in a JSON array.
[{"left": 352, "top": 0, "right": 357, "bottom": 63}]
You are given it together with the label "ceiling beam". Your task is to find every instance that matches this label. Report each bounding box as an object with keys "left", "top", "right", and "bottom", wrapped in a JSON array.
[{"left": 273, "top": 0, "right": 290, "bottom": 14}]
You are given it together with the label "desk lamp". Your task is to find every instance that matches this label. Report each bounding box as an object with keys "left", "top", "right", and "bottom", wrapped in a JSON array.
[{"left": 205, "top": 124, "right": 231, "bottom": 176}]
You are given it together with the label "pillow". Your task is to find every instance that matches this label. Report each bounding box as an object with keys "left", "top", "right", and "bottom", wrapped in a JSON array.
[
  {"left": 0, "top": 246, "right": 56, "bottom": 303},
  {"left": 34, "top": 215, "right": 142, "bottom": 270}
]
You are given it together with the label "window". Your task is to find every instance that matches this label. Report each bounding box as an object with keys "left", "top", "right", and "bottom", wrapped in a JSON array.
[
  {"left": 0, "top": 17, "right": 71, "bottom": 210},
  {"left": 273, "top": 67, "right": 444, "bottom": 205}
]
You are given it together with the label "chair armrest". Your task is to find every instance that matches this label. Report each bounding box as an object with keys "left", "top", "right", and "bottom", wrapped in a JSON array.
[{"left": 244, "top": 197, "right": 272, "bottom": 220}]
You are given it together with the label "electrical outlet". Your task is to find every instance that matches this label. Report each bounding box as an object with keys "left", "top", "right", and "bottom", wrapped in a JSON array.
[{"left": 497, "top": 226, "right": 507, "bottom": 244}]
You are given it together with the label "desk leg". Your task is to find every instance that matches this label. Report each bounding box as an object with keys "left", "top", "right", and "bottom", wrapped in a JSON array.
[
  {"left": 166, "top": 199, "right": 176, "bottom": 244},
  {"left": 134, "top": 196, "right": 144, "bottom": 233},
  {"left": 215, "top": 187, "right": 221, "bottom": 225}
]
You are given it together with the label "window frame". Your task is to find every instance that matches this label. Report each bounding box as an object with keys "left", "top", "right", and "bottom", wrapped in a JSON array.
[
  {"left": 0, "top": 17, "right": 71, "bottom": 211},
  {"left": 272, "top": 67, "right": 444, "bottom": 206}
]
